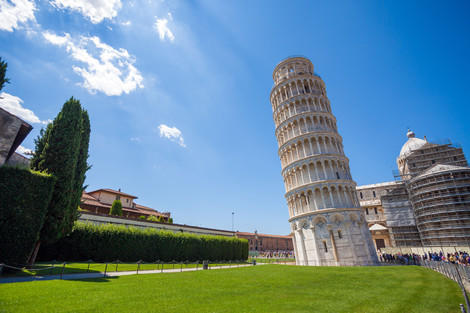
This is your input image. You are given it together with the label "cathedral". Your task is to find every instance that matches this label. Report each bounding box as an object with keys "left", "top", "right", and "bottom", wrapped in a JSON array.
[{"left": 357, "top": 130, "right": 470, "bottom": 252}]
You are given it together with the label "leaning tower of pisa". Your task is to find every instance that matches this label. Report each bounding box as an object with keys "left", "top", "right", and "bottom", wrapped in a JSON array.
[{"left": 270, "top": 56, "right": 378, "bottom": 266}]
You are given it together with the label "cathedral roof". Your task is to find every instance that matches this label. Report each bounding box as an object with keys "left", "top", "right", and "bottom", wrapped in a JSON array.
[
  {"left": 412, "top": 163, "right": 470, "bottom": 180},
  {"left": 398, "top": 129, "right": 427, "bottom": 158}
]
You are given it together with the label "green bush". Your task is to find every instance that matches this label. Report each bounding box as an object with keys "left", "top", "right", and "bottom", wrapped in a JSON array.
[
  {"left": 109, "top": 200, "right": 123, "bottom": 216},
  {"left": 38, "top": 222, "right": 249, "bottom": 262},
  {"left": 147, "top": 216, "right": 159, "bottom": 222},
  {"left": 0, "top": 166, "right": 56, "bottom": 267},
  {"left": 138, "top": 215, "right": 146, "bottom": 220}
]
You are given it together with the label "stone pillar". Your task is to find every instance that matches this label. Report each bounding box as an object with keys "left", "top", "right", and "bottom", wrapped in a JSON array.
[{"left": 310, "top": 225, "right": 322, "bottom": 266}]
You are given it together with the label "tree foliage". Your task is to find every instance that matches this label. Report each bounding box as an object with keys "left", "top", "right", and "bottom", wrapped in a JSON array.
[
  {"left": 30, "top": 97, "right": 91, "bottom": 245},
  {"left": 0, "top": 56, "right": 10, "bottom": 92},
  {"left": 110, "top": 200, "right": 123, "bottom": 216}
]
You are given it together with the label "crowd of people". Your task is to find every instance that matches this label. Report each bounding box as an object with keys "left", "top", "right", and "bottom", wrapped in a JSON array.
[
  {"left": 379, "top": 250, "right": 469, "bottom": 265},
  {"left": 250, "top": 250, "right": 294, "bottom": 259}
]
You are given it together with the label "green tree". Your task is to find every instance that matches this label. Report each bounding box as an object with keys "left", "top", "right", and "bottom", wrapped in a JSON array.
[
  {"left": 28, "top": 97, "right": 91, "bottom": 265},
  {"left": 109, "top": 200, "right": 123, "bottom": 216},
  {"left": 0, "top": 57, "right": 10, "bottom": 92},
  {"left": 167, "top": 218, "right": 173, "bottom": 224},
  {"left": 147, "top": 215, "right": 159, "bottom": 222}
]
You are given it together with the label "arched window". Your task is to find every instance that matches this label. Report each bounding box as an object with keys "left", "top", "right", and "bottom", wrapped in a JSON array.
[
  {"left": 373, "top": 191, "right": 376, "bottom": 198},
  {"left": 374, "top": 207, "right": 378, "bottom": 214},
  {"left": 338, "top": 230, "right": 342, "bottom": 238},
  {"left": 323, "top": 241, "right": 328, "bottom": 253},
  {"left": 360, "top": 192, "right": 363, "bottom": 199}
]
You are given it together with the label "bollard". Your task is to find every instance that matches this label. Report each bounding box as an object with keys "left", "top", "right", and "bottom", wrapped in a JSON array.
[
  {"left": 137, "top": 260, "right": 141, "bottom": 274},
  {"left": 180, "top": 262, "right": 183, "bottom": 272},
  {"left": 86, "top": 260, "right": 91, "bottom": 273},
  {"left": 115, "top": 260, "right": 119, "bottom": 272},
  {"left": 203, "top": 260, "right": 209, "bottom": 270},
  {"left": 60, "top": 263, "right": 66, "bottom": 279},
  {"left": 104, "top": 262, "right": 108, "bottom": 277},
  {"left": 161, "top": 262, "right": 164, "bottom": 273}
]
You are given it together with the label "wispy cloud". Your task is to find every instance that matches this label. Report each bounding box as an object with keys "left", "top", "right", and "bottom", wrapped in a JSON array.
[
  {"left": 50, "top": 0, "right": 122, "bottom": 24},
  {"left": 0, "top": 0, "right": 36, "bottom": 32},
  {"left": 0, "top": 92, "right": 50, "bottom": 124},
  {"left": 130, "top": 137, "right": 140, "bottom": 142},
  {"left": 154, "top": 13, "right": 175, "bottom": 42},
  {"left": 16, "top": 145, "right": 32, "bottom": 155},
  {"left": 43, "top": 31, "right": 144, "bottom": 96},
  {"left": 158, "top": 124, "right": 185, "bottom": 147}
]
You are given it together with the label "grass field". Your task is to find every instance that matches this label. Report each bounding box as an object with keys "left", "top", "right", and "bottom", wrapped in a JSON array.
[{"left": 0, "top": 265, "right": 465, "bottom": 312}]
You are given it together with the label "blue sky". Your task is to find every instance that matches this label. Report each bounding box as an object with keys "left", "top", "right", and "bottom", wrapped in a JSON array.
[{"left": 1, "top": 0, "right": 469, "bottom": 235}]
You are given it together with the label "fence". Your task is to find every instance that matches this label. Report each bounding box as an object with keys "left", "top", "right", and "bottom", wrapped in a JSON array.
[{"left": 0, "top": 259, "right": 252, "bottom": 280}]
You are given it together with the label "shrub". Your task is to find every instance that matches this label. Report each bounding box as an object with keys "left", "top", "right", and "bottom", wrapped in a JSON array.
[
  {"left": 0, "top": 166, "right": 56, "bottom": 267},
  {"left": 147, "top": 216, "right": 159, "bottom": 222},
  {"left": 38, "top": 222, "right": 249, "bottom": 262},
  {"left": 109, "top": 200, "right": 123, "bottom": 216},
  {"left": 167, "top": 218, "right": 173, "bottom": 224},
  {"left": 138, "top": 215, "right": 146, "bottom": 220}
]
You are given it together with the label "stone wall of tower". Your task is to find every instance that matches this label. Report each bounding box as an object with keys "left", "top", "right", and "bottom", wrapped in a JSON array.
[{"left": 270, "top": 56, "right": 378, "bottom": 266}]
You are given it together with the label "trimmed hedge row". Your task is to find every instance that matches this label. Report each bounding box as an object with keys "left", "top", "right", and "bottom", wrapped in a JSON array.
[
  {"left": 0, "top": 166, "right": 56, "bottom": 266},
  {"left": 38, "top": 222, "right": 249, "bottom": 262}
]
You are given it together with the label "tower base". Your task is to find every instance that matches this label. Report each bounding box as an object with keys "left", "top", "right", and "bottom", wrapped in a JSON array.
[{"left": 290, "top": 209, "right": 379, "bottom": 266}]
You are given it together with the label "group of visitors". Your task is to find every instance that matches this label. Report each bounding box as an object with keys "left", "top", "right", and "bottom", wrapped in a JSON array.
[
  {"left": 379, "top": 250, "right": 469, "bottom": 266},
  {"left": 251, "top": 250, "right": 294, "bottom": 259}
]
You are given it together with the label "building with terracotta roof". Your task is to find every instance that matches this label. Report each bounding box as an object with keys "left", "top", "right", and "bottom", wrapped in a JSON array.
[
  {"left": 80, "top": 188, "right": 170, "bottom": 220},
  {"left": 235, "top": 231, "right": 293, "bottom": 252}
]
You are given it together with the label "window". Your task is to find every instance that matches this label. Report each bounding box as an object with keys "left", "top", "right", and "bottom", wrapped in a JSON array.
[
  {"left": 336, "top": 172, "right": 340, "bottom": 179},
  {"left": 360, "top": 192, "right": 363, "bottom": 199},
  {"left": 126, "top": 199, "right": 129, "bottom": 203},
  {"left": 432, "top": 160, "right": 436, "bottom": 164},
  {"left": 454, "top": 156, "right": 458, "bottom": 161},
  {"left": 374, "top": 207, "right": 378, "bottom": 214},
  {"left": 115, "top": 196, "right": 121, "bottom": 201},
  {"left": 365, "top": 208, "right": 369, "bottom": 215},
  {"left": 323, "top": 241, "right": 328, "bottom": 253},
  {"left": 338, "top": 230, "right": 342, "bottom": 238},
  {"left": 373, "top": 191, "right": 376, "bottom": 198}
]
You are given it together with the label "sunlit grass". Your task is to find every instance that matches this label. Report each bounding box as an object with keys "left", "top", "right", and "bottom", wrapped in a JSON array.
[{"left": 0, "top": 265, "right": 465, "bottom": 313}]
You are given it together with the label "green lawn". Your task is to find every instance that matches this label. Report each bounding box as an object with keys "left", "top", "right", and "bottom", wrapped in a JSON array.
[
  {"left": 0, "top": 265, "right": 465, "bottom": 313},
  {"left": 4, "top": 261, "right": 245, "bottom": 277}
]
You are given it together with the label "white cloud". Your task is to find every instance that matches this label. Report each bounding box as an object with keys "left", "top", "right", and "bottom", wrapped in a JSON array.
[
  {"left": 0, "top": 0, "right": 36, "bottom": 32},
  {"left": 121, "top": 20, "right": 131, "bottom": 26},
  {"left": 0, "top": 92, "right": 50, "bottom": 124},
  {"left": 154, "top": 14, "right": 175, "bottom": 42},
  {"left": 130, "top": 137, "right": 140, "bottom": 142},
  {"left": 43, "top": 31, "right": 144, "bottom": 96},
  {"left": 158, "top": 124, "right": 185, "bottom": 147},
  {"left": 50, "top": 0, "right": 122, "bottom": 24},
  {"left": 16, "top": 145, "right": 32, "bottom": 155}
]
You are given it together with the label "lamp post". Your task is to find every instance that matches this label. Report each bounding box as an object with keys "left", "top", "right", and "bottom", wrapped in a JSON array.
[{"left": 232, "top": 212, "right": 234, "bottom": 232}]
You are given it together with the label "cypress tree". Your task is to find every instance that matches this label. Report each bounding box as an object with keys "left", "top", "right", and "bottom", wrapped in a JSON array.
[
  {"left": 110, "top": 200, "right": 123, "bottom": 216},
  {"left": 0, "top": 56, "right": 10, "bottom": 92},
  {"left": 28, "top": 97, "right": 90, "bottom": 265}
]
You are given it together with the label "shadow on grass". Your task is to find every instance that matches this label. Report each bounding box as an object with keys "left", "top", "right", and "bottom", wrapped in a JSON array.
[{"left": 74, "top": 276, "right": 120, "bottom": 283}]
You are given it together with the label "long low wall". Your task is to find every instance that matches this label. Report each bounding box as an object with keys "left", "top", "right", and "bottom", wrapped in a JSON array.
[
  {"left": 78, "top": 211, "right": 235, "bottom": 237},
  {"left": 381, "top": 245, "right": 470, "bottom": 255}
]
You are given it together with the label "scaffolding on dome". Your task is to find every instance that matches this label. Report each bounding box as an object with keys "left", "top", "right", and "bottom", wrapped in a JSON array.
[{"left": 390, "top": 138, "right": 470, "bottom": 248}]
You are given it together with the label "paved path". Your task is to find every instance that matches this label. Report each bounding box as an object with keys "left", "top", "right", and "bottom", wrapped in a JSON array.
[{"left": 0, "top": 263, "right": 259, "bottom": 284}]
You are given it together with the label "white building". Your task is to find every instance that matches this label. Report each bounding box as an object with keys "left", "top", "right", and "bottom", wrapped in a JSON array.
[{"left": 270, "top": 56, "right": 378, "bottom": 266}]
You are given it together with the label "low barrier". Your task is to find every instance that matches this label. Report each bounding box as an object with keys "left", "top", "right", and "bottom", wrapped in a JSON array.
[{"left": 0, "top": 259, "right": 252, "bottom": 279}]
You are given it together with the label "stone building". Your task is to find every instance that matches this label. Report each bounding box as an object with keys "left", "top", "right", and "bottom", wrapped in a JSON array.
[
  {"left": 357, "top": 130, "right": 470, "bottom": 250},
  {"left": 0, "top": 107, "right": 32, "bottom": 167},
  {"left": 270, "top": 56, "right": 378, "bottom": 266},
  {"left": 235, "top": 231, "right": 293, "bottom": 252}
]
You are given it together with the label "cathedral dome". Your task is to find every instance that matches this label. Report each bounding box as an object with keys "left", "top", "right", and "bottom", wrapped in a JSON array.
[{"left": 399, "top": 129, "right": 427, "bottom": 158}]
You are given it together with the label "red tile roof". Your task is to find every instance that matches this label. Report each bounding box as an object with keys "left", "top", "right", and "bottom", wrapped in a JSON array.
[
  {"left": 236, "top": 232, "right": 292, "bottom": 239},
  {"left": 88, "top": 188, "right": 138, "bottom": 199}
]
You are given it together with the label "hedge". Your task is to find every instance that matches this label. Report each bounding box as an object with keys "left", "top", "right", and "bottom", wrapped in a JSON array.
[
  {"left": 38, "top": 222, "right": 249, "bottom": 262},
  {"left": 0, "top": 166, "right": 56, "bottom": 266}
]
